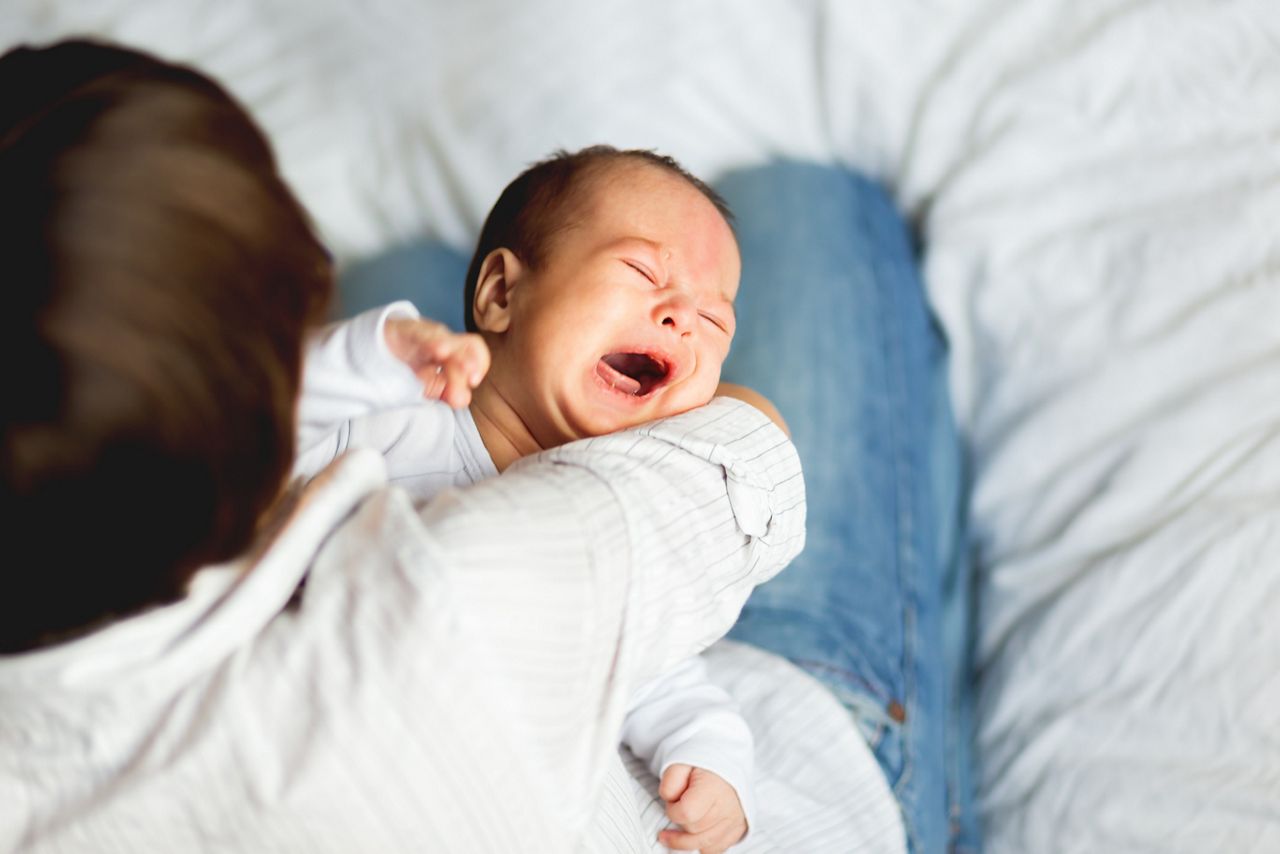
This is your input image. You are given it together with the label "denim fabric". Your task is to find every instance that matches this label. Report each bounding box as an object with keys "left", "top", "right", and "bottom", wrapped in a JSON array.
[
  {"left": 715, "top": 162, "right": 978, "bottom": 854},
  {"left": 337, "top": 241, "right": 470, "bottom": 328},
  {"left": 335, "top": 162, "right": 980, "bottom": 853}
]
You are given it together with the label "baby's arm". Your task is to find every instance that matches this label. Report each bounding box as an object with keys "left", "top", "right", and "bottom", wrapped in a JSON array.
[
  {"left": 621, "top": 655, "right": 755, "bottom": 853},
  {"left": 294, "top": 302, "right": 490, "bottom": 482},
  {"left": 297, "top": 301, "right": 488, "bottom": 447}
]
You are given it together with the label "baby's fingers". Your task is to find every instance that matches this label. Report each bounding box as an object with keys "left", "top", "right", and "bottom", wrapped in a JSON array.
[
  {"left": 416, "top": 362, "right": 475, "bottom": 409},
  {"left": 661, "top": 772, "right": 747, "bottom": 853},
  {"left": 413, "top": 335, "right": 489, "bottom": 408},
  {"left": 439, "top": 357, "right": 479, "bottom": 409},
  {"left": 385, "top": 316, "right": 451, "bottom": 364},
  {"left": 657, "top": 820, "right": 735, "bottom": 854},
  {"left": 385, "top": 317, "right": 489, "bottom": 388},
  {"left": 664, "top": 786, "right": 714, "bottom": 831},
  {"left": 659, "top": 764, "right": 694, "bottom": 803},
  {"left": 422, "top": 332, "right": 491, "bottom": 389}
]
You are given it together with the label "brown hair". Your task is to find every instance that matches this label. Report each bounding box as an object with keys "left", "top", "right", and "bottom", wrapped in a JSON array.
[
  {"left": 0, "top": 40, "right": 332, "bottom": 652},
  {"left": 462, "top": 145, "right": 733, "bottom": 332}
]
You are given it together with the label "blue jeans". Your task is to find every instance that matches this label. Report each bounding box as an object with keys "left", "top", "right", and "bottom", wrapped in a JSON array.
[
  {"left": 339, "top": 162, "right": 979, "bottom": 853},
  {"left": 715, "top": 163, "right": 978, "bottom": 854}
]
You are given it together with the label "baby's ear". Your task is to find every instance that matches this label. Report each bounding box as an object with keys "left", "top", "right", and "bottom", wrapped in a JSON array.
[{"left": 472, "top": 248, "right": 523, "bottom": 334}]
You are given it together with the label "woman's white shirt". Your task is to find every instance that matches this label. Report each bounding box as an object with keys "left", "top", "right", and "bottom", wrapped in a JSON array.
[{"left": 0, "top": 394, "right": 804, "bottom": 852}]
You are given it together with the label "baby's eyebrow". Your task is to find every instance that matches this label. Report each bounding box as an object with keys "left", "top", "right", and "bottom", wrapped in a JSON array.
[{"left": 608, "top": 236, "right": 663, "bottom": 256}]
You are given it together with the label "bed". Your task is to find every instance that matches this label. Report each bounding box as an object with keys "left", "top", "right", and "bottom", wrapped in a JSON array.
[{"left": 5, "top": 1, "right": 1277, "bottom": 850}]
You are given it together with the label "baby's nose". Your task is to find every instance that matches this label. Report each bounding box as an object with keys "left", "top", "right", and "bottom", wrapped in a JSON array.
[{"left": 655, "top": 289, "right": 696, "bottom": 334}]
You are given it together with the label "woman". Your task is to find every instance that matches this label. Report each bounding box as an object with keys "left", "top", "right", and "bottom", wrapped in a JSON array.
[{"left": 0, "top": 39, "right": 805, "bottom": 852}]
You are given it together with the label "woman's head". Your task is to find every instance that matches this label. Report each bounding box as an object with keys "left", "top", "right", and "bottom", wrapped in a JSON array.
[{"left": 0, "top": 40, "right": 332, "bottom": 652}]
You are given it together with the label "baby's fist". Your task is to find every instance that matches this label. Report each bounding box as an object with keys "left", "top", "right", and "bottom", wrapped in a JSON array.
[
  {"left": 385, "top": 316, "right": 490, "bottom": 409},
  {"left": 657, "top": 764, "right": 747, "bottom": 854}
]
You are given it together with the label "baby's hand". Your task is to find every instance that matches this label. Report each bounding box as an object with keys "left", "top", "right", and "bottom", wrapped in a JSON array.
[
  {"left": 656, "top": 764, "right": 748, "bottom": 854},
  {"left": 385, "top": 316, "right": 490, "bottom": 409}
]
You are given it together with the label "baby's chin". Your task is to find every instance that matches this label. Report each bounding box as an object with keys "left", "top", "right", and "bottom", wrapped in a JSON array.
[
  {"left": 589, "top": 398, "right": 715, "bottom": 436},
  {"left": 649, "top": 394, "right": 715, "bottom": 422}
]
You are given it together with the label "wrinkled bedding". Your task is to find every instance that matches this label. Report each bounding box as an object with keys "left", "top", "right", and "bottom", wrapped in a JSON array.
[{"left": 5, "top": 1, "right": 1277, "bottom": 849}]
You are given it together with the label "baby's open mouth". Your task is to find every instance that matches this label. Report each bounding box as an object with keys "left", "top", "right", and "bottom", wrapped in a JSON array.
[{"left": 597, "top": 352, "right": 669, "bottom": 396}]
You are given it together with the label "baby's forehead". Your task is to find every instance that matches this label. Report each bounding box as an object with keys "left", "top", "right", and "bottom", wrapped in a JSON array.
[
  {"left": 574, "top": 162, "right": 737, "bottom": 245},
  {"left": 566, "top": 159, "right": 651, "bottom": 211}
]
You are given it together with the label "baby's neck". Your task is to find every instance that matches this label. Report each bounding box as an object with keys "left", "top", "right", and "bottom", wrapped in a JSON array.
[{"left": 468, "top": 382, "right": 543, "bottom": 472}]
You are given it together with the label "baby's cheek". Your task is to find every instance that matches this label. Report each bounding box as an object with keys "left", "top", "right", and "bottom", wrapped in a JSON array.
[
  {"left": 706, "top": 360, "right": 727, "bottom": 398},
  {"left": 685, "top": 377, "right": 722, "bottom": 412}
]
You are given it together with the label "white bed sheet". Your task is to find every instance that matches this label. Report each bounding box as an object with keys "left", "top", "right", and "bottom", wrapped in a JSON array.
[{"left": 5, "top": 1, "right": 1278, "bottom": 849}]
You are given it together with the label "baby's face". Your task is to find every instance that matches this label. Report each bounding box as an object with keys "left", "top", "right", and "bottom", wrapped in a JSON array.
[{"left": 490, "top": 162, "right": 740, "bottom": 447}]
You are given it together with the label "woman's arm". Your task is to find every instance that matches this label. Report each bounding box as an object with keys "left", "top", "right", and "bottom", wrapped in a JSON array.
[{"left": 415, "top": 397, "right": 804, "bottom": 837}]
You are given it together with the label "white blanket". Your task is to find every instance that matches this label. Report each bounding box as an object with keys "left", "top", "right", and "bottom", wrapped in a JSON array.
[{"left": 6, "top": 1, "right": 1278, "bottom": 849}]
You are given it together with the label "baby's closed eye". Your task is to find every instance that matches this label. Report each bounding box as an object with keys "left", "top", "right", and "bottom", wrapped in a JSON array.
[{"left": 623, "top": 259, "right": 658, "bottom": 284}]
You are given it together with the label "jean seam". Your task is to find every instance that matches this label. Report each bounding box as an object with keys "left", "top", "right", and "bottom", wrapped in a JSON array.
[
  {"left": 872, "top": 201, "right": 923, "bottom": 853},
  {"left": 870, "top": 186, "right": 943, "bottom": 853}
]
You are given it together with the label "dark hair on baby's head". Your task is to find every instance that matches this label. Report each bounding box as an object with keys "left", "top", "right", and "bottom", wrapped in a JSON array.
[
  {"left": 0, "top": 39, "right": 333, "bottom": 652},
  {"left": 462, "top": 145, "right": 733, "bottom": 332}
]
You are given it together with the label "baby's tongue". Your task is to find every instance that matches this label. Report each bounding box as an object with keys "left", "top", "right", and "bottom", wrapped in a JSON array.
[{"left": 597, "top": 357, "right": 642, "bottom": 395}]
